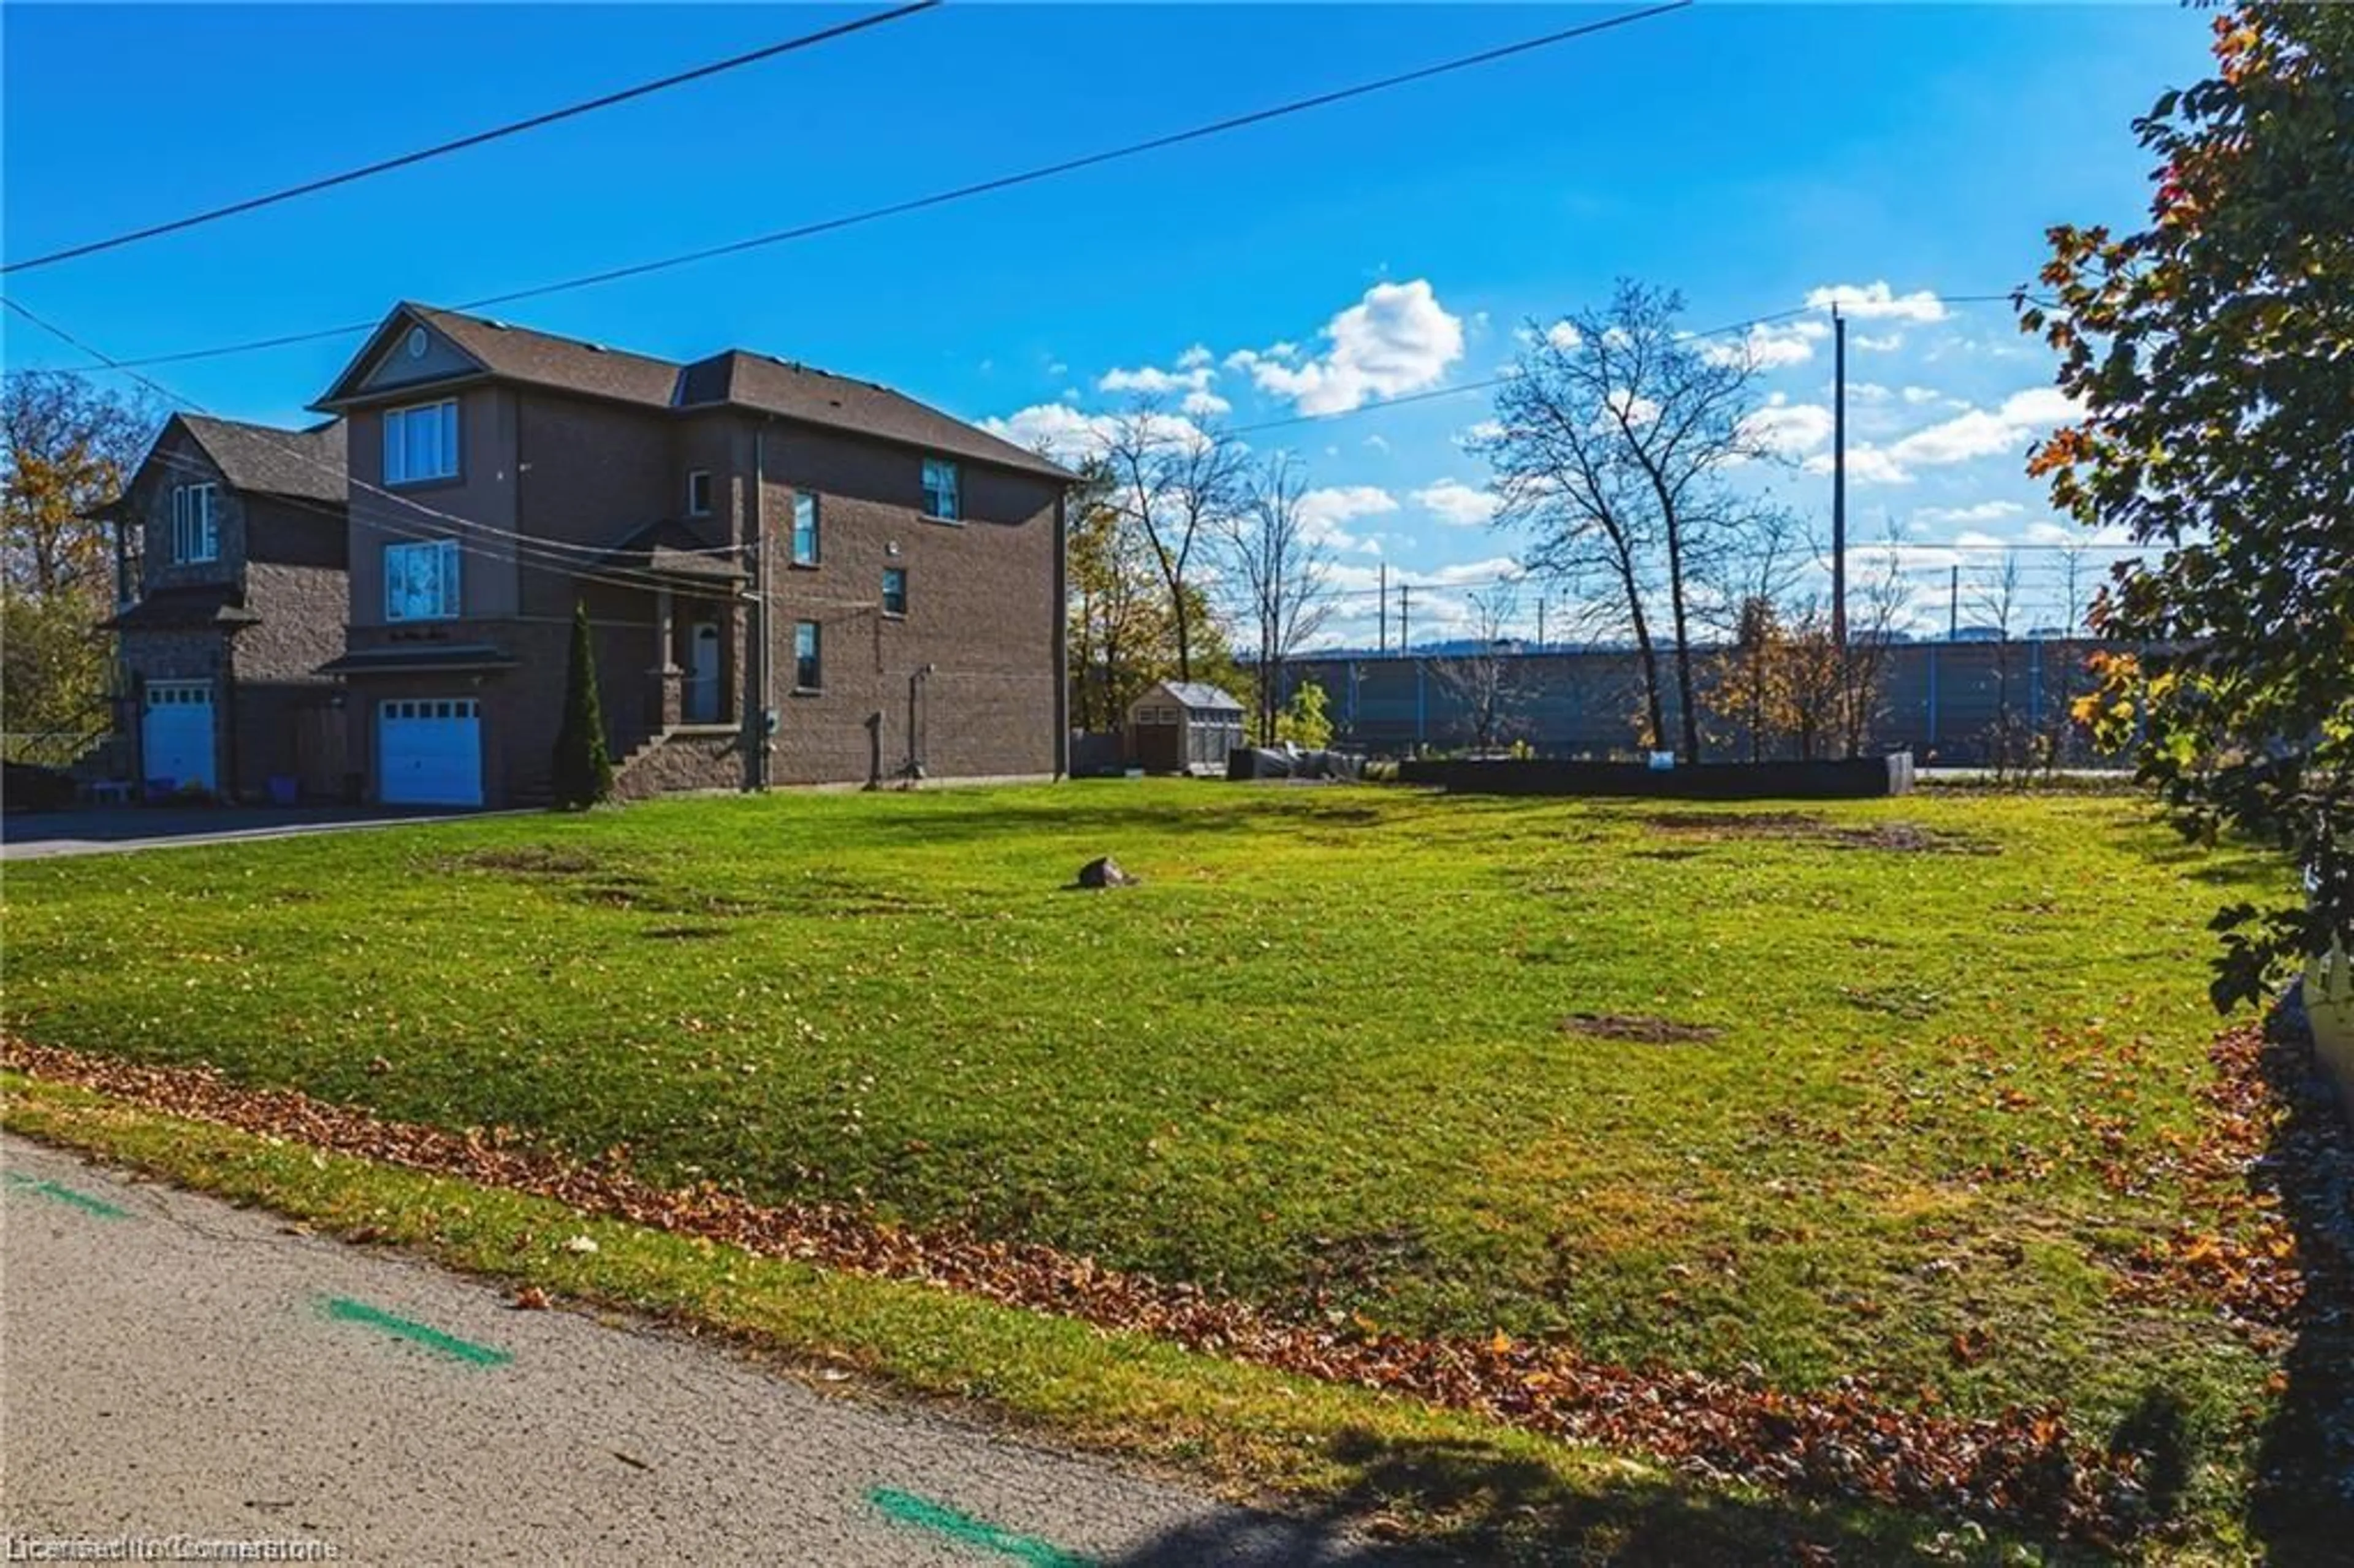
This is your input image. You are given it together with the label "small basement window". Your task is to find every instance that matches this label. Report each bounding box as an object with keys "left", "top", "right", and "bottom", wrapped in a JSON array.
[
  {"left": 881, "top": 566, "right": 907, "bottom": 616},
  {"left": 686, "top": 470, "right": 712, "bottom": 516}
]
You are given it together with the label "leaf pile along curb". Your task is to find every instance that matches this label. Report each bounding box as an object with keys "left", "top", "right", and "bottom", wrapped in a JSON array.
[
  {"left": 4, "top": 1037, "right": 2152, "bottom": 1545},
  {"left": 2109, "top": 1023, "right": 2341, "bottom": 1339}
]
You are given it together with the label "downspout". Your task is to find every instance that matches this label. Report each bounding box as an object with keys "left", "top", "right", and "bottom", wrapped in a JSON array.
[
  {"left": 1053, "top": 484, "right": 1070, "bottom": 779},
  {"left": 746, "top": 425, "right": 772, "bottom": 791}
]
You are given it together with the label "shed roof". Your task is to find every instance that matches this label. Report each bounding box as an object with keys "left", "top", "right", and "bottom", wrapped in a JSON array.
[{"left": 1145, "top": 681, "right": 1245, "bottom": 713}]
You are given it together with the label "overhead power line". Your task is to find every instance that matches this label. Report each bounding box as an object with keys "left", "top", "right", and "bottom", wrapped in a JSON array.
[
  {"left": 0, "top": 2, "right": 942, "bottom": 278},
  {"left": 36, "top": 1, "right": 1691, "bottom": 373}
]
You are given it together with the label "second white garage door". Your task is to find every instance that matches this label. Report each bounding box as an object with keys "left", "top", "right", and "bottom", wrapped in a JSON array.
[{"left": 378, "top": 698, "right": 482, "bottom": 807}]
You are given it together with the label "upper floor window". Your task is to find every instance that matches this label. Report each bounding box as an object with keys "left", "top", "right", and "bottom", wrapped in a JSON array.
[
  {"left": 793, "top": 620, "right": 823, "bottom": 691},
  {"left": 881, "top": 566, "right": 908, "bottom": 617},
  {"left": 171, "top": 483, "right": 219, "bottom": 563},
  {"left": 384, "top": 399, "right": 459, "bottom": 485},
  {"left": 385, "top": 538, "right": 460, "bottom": 621},
  {"left": 921, "top": 457, "right": 959, "bottom": 521},
  {"left": 686, "top": 470, "right": 713, "bottom": 516},
  {"left": 791, "top": 493, "right": 820, "bottom": 566}
]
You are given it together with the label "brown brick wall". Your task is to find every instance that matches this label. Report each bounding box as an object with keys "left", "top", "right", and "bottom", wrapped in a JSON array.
[
  {"left": 346, "top": 387, "right": 524, "bottom": 623},
  {"left": 330, "top": 386, "right": 1064, "bottom": 799},
  {"left": 757, "top": 424, "right": 1062, "bottom": 785}
]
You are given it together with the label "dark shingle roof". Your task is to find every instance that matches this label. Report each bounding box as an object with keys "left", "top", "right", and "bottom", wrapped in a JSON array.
[
  {"left": 177, "top": 414, "right": 346, "bottom": 504},
  {"left": 319, "top": 644, "right": 520, "bottom": 676},
  {"left": 101, "top": 583, "right": 261, "bottom": 631},
  {"left": 598, "top": 520, "right": 747, "bottom": 584},
  {"left": 360, "top": 305, "right": 1070, "bottom": 482}
]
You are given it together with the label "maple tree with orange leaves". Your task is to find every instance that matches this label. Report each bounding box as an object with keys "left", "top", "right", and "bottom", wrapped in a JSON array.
[{"left": 2022, "top": 4, "right": 2352, "bottom": 1010}]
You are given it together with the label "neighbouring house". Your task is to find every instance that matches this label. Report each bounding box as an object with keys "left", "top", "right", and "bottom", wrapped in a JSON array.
[
  {"left": 1127, "top": 681, "right": 1245, "bottom": 774},
  {"left": 308, "top": 302, "right": 1076, "bottom": 807},
  {"left": 102, "top": 414, "right": 350, "bottom": 800}
]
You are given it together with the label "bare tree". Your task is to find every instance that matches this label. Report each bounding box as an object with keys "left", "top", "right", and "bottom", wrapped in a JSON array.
[
  {"left": 1836, "top": 538, "right": 1914, "bottom": 759},
  {"left": 1224, "top": 451, "right": 1335, "bottom": 743},
  {"left": 1099, "top": 401, "right": 1247, "bottom": 685},
  {"left": 1476, "top": 281, "right": 1775, "bottom": 763},
  {"left": 1972, "top": 548, "right": 2027, "bottom": 775},
  {"left": 1431, "top": 586, "right": 1526, "bottom": 753}
]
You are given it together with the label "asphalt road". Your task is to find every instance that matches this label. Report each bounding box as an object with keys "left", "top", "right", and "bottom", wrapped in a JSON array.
[
  {"left": 0, "top": 807, "right": 498, "bottom": 861},
  {"left": 0, "top": 1135, "right": 1423, "bottom": 1566}
]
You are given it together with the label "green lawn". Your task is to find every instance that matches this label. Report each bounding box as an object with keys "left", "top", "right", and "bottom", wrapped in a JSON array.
[{"left": 0, "top": 782, "right": 2296, "bottom": 1543}]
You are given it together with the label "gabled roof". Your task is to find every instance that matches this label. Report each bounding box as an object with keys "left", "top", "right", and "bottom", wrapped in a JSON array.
[
  {"left": 172, "top": 414, "right": 346, "bottom": 504},
  {"left": 316, "top": 303, "right": 1072, "bottom": 482},
  {"left": 1151, "top": 681, "right": 1245, "bottom": 712}
]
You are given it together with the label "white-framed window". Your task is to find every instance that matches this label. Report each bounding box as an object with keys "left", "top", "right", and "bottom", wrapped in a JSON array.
[
  {"left": 793, "top": 620, "right": 822, "bottom": 690},
  {"left": 921, "top": 456, "right": 960, "bottom": 521},
  {"left": 880, "top": 566, "right": 908, "bottom": 617},
  {"left": 385, "top": 538, "right": 461, "bottom": 622},
  {"left": 686, "top": 470, "right": 712, "bottom": 516},
  {"left": 791, "top": 492, "right": 820, "bottom": 566},
  {"left": 170, "top": 483, "right": 219, "bottom": 563},
  {"left": 384, "top": 399, "right": 460, "bottom": 485}
]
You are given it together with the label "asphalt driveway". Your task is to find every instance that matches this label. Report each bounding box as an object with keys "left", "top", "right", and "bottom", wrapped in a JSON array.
[{"left": 0, "top": 805, "right": 496, "bottom": 860}]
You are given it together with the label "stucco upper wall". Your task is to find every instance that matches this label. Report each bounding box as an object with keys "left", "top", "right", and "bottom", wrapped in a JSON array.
[{"left": 345, "top": 387, "right": 522, "bottom": 625}]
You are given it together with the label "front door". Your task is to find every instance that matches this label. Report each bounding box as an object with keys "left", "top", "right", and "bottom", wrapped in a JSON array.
[{"left": 686, "top": 623, "right": 721, "bottom": 723}]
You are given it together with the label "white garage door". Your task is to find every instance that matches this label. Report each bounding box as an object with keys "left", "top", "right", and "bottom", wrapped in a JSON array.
[
  {"left": 141, "top": 681, "right": 215, "bottom": 793},
  {"left": 378, "top": 698, "right": 482, "bottom": 806}
]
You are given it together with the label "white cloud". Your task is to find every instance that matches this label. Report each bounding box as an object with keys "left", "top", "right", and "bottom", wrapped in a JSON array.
[
  {"left": 1545, "top": 320, "right": 1582, "bottom": 351},
  {"left": 1225, "top": 340, "right": 1300, "bottom": 372},
  {"left": 1848, "top": 381, "right": 1892, "bottom": 402},
  {"left": 1853, "top": 333, "right": 1904, "bottom": 352},
  {"left": 1702, "top": 317, "right": 1830, "bottom": 370},
  {"left": 1807, "top": 386, "right": 2085, "bottom": 485},
  {"left": 1413, "top": 479, "right": 1499, "bottom": 528},
  {"left": 1327, "top": 555, "right": 1522, "bottom": 598},
  {"left": 1740, "top": 394, "right": 1834, "bottom": 457},
  {"left": 1176, "top": 344, "right": 1214, "bottom": 370},
  {"left": 1362, "top": 433, "right": 1390, "bottom": 453},
  {"left": 1804, "top": 282, "right": 1949, "bottom": 322},
  {"left": 981, "top": 402, "right": 1208, "bottom": 466},
  {"left": 1181, "top": 389, "right": 1232, "bottom": 419},
  {"left": 1457, "top": 419, "right": 1504, "bottom": 448},
  {"left": 1296, "top": 485, "right": 1397, "bottom": 554},
  {"left": 1097, "top": 362, "right": 1215, "bottom": 397},
  {"left": 1915, "top": 500, "right": 2024, "bottom": 527},
  {"left": 1250, "top": 280, "right": 1465, "bottom": 416},
  {"left": 1901, "top": 386, "right": 1944, "bottom": 405}
]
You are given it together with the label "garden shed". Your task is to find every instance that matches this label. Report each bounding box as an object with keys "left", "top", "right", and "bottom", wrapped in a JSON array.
[{"left": 1127, "top": 681, "right": 1246, "bottom": 774}]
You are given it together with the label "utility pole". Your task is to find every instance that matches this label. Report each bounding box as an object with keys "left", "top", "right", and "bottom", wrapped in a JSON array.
[
  {"left": 1949, "top": 563, "right": 1960, "bottom": 641},
  {"left": 1536, "top": 594, "right": 1547, "bottom": 650},
  {"left": 1398, "top": 583, "right": 1412, "bottom": 654},
  {"left": 1831, "top": 305, "right": 1848, "bottom": 655},
  {"left": 1377, "top": 561, "right": 1388, "bottom": 655}
]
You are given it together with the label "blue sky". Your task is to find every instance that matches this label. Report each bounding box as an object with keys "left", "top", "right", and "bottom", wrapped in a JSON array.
[{"left": 3, "top": 4, "right": 2209, "bottom": 644}]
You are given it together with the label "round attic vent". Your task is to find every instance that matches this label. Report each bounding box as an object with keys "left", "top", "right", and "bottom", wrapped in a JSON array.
[{"left": 405, "top": 327, "right": 429, "bottom": 359}]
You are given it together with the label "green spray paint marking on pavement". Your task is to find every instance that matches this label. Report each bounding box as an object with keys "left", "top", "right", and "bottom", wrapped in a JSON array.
[
  {"left": 3, "top": 1169, "right": 131, "bottom": 1219},
  {"left": 867, "top": 1488, "right": 1094, "bottom": 1567},
  {"left": 321, "top": 1296, "right": 511, "bottom": 1366}
]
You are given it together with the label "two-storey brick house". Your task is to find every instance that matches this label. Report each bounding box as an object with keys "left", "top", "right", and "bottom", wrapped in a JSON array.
[
  {"left": 104, "top": 413, "right": 349, "bottom": 799},
  {"left": 310, "top": 303, "right": 1072, "bottom": 807}
]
